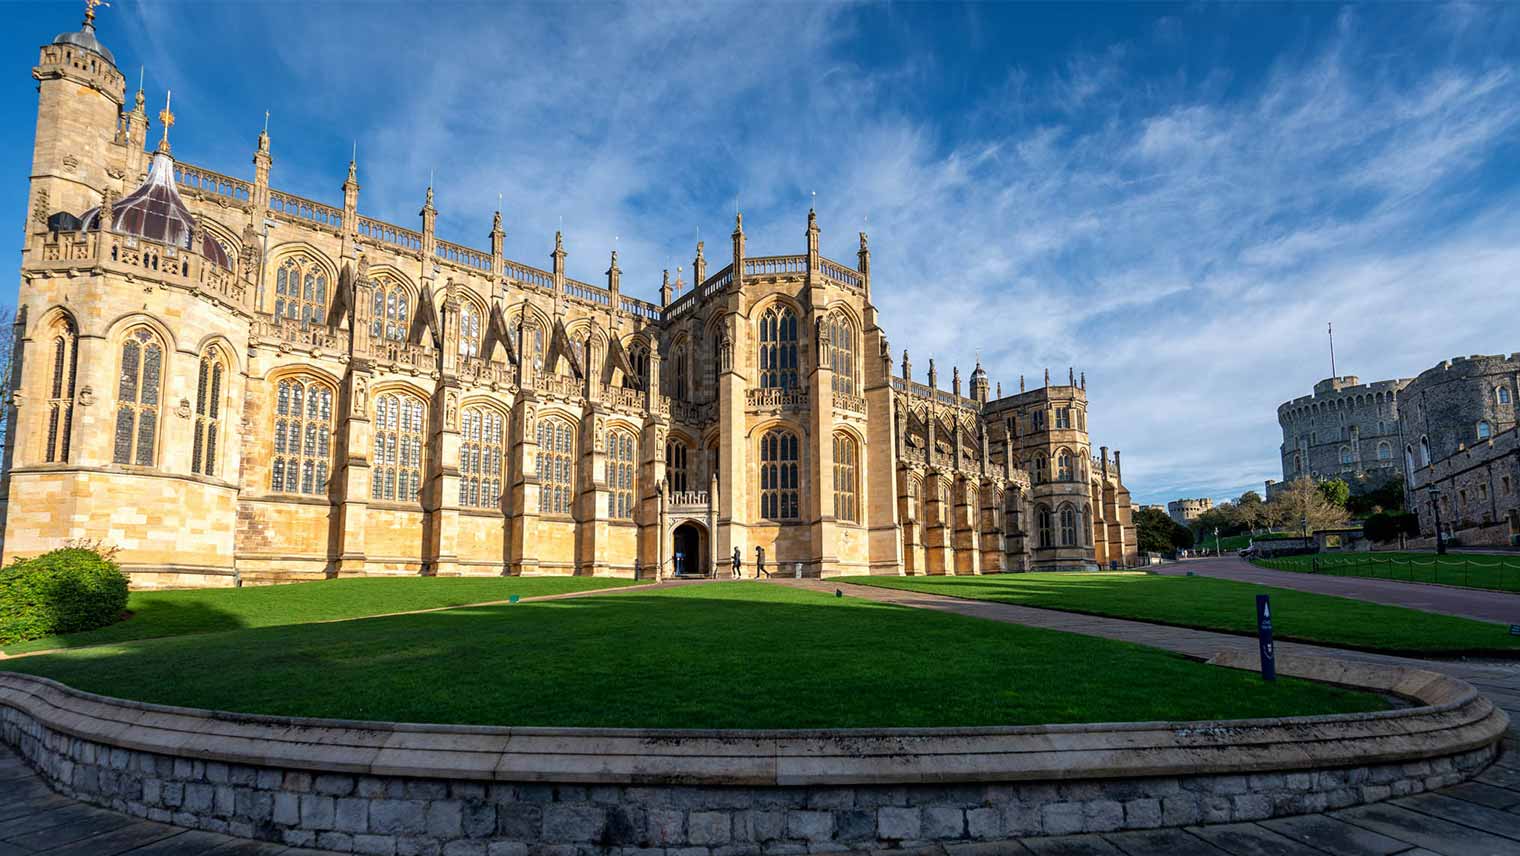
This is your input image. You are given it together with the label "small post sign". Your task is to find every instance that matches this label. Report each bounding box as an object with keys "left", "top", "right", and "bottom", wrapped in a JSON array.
[
  {"left": 1256, "top": 594, "right": 1276, "bottom": 682},
  {"left": 1509, "top": 624, "right": 1520, "bottom": 636}
]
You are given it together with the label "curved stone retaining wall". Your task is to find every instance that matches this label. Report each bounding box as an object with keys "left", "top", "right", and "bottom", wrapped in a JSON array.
[{"left": 0, "top": 654, "right": 1506, "bottom": 855}]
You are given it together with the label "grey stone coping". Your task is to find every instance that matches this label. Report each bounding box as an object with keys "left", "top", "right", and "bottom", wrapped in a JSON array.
[{"left": 0, "top": 652, "right": 1506, "bottom": 788}]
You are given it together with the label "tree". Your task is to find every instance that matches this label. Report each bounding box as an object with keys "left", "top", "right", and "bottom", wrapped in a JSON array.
[
  {"left": 1268, "top": 477, "right": 1348, "bottom": 535},
  {"left": 1234, "top": 490, "right": 1267, "bottom": 531},
  {"left": 1135, "top": 507, "right": 1176, "bottom": 553},
  {"left": 1170, "top": 521, "right": 1195, "bottom": 550},
  {"left": 1317, "top": 478, "right": 1351, "bottom": 509}
]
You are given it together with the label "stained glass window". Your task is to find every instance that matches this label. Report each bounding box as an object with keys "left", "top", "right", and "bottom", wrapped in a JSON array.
[
  {"left": 371, "top": 392, "right": 425, "bottom": 501},
  {"left": 112, "top": 328, "right": 162, "bottom": 466},
  {"left": 459, "top": 406, "right": 504, "bottom": 509},
  {"left": 271, "top": 377, "right": 333, "bottom": 494}
]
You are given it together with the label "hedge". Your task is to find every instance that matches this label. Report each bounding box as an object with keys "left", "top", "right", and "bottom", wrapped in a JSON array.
[{"left": 0, "top": 547, "right": 129, "bottom": 646}]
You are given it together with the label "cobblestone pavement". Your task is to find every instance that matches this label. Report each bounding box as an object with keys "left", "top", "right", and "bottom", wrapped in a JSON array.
[
  {"left": 5, "top": 579, "right": 1520, "bottom": 855},
  {"left": 1158, "top": 555, "right": 1520, "bottom": 625}
]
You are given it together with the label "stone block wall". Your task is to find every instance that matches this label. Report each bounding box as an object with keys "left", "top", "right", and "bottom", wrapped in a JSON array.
[{"left": 0, "top": 706, "right": 1498, "bottom": 855}]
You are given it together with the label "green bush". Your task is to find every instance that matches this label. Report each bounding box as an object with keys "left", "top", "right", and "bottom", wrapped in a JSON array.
[{"left": 0, "top": 546, "right": 129, "bottom": 646}]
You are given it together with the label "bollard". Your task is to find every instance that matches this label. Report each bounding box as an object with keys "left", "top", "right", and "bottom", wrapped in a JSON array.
[{"left": 1256, "top": 595, "right": 1275, "bottom": 682}]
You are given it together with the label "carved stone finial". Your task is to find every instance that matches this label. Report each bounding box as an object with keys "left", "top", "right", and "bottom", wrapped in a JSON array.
[
  {"left": 860, "top": 231, "right": 868, "bottom": 250},
  {"left": 734, "top": 211, "right": 743, "bottom": 233},
  {"left": 555, "top": 230, "right": 564, "bottom": 252}
]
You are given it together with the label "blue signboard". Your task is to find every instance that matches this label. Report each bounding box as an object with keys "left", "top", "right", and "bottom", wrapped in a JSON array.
[{"left": 1256, "top": 594, "right": 1276, "bottom": 682}]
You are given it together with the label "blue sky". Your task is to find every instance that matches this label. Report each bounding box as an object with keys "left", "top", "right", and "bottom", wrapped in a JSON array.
[{"left": 4, "top": 1, "right": 1519, "bottom": 506}]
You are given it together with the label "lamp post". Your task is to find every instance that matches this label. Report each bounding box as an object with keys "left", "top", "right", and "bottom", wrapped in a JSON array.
[
  {"left": 1214, "top": 526, "right": 1221, "bottom": 557},
  {"left": 1427, "top": 484, "right": 1446, "bottom": 555}
]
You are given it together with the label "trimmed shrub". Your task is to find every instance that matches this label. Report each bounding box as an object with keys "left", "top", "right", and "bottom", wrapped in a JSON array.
[{"left": 0, "top": 546, "right": 129, "bottom": 646}]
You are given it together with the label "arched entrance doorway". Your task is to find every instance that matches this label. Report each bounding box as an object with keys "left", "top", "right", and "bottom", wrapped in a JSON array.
[{"left": 672, "top": 522, "right": 707, "bottom": 577}]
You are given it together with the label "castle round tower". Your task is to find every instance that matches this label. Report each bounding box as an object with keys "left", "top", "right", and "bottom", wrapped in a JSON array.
[
  {"left": 1401, "top": 354, "right": 1520, "bottom": 470},
  {"left": 1275, "top": 374, "right": 1409, "bottom": 487}
]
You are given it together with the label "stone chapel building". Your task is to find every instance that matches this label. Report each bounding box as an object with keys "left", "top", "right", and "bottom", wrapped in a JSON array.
[{"left": 0, "top": 11, "right": 1137, "bottom": 587}]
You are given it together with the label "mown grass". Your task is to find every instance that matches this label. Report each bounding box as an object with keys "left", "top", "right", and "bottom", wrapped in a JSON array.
[
  {"left": 0, "top": 576, "right": 635, "bottom": 654},
  {"left": 842, "top": 572, "right": 1520, "bottom": 655},
  {"left": 0, "top": 583, "right": 1384, "bottom": 728},
  {"left": 1257, "top": 552, "right": 1520, "bottom": 594}
]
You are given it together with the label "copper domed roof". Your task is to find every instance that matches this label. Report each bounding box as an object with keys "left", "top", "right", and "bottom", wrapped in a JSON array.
[
  {"left": 52, "top": 26, "right": 114, "bottom": 64},
  {"left": 80, "top": 151, "right": 231, "bottom": 270}
]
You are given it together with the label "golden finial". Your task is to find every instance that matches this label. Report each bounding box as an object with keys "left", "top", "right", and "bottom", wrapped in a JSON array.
[
  {"left": 156, "top": 90, "right": 175, "bottom": 153},
  {"left": 83, "top": 0, "right": 109, "bottom": 30}
]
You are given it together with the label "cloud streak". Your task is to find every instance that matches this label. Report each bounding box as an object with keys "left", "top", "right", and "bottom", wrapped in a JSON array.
[{"left": 76, "top": 2, "right": 1520, "bottom": 505}]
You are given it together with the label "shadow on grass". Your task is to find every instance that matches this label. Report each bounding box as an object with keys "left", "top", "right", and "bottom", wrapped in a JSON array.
[{"left": 0, "top": 584, "right": 1385, "bottom": 730}]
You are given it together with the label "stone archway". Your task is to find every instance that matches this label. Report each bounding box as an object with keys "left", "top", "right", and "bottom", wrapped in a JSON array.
[{"left": 672, "top": 521, "right": 708, "bottom": 577}]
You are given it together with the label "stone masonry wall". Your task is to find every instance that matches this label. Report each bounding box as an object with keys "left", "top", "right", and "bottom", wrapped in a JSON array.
[{"left": 1, "top": 706, "right": 1497, "bottom": 856}]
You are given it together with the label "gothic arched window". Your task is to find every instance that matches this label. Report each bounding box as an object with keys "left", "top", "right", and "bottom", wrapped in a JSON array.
[
  {"left": 1057, "top": 449, "right": 1073, "bottom": 481},
  {"left": 665, "top": 439, "right": 689, "bottom": 493},
  {"left": 828, "top": 314, "right": 857, "bottom": 395},
  {"left": 460, "top": 406, "right": 505, "bottom": 509},
  {"left": 458, "top": 303, "right": 482, "bottom": 359},
  {"left": 833, "top": 432, "right": 858, "bottom": 523},
  {"left": 1419, "top": 436, "right": 1431, "bottom": 467},
  {"left": 1083, "top": 503, "right": 1093, "bottom": 545},
  {"left": 1498, "top": 386, "right": 1512, "bottom": 406},
  {"left": 275, "top": 256, "right": 328, "bottom": 326},
  {"left": 44, "top": 315, "right": 78, "bottom": 463},
  {"left": 609, "top": 428, "right": 636, "bottom": 520},
  {"left": 567, "top": 329, "right": 592, "bottom": 378},
  {"left": 1059, "top": 505, "right": 1076, "bottom": 547},
  {"left": 271, "top": 376, "right": 334, "bottom": 495},
  {"left": 1478, "top": 420, "right": 1493, "bottom": 440},
  {"left": 1037, "top": 504, "right": 1053, "bottom": 548},
  {"left": 191, "top": 347, "right": 226, "bottom": 477},
  {"left": 1033, "top": 453, "right": 1048, "bottom": 484},
  {"left": 758, "top": 305, "right": 798, "bottom": 389},
  {"left": 370, "top": 276, "right": 411, "bottom": 342},
  {"left": 371, "top": 392, "right": 426, "bottom": 502},
  {"left": 627, "top": 342, "right": 649, "bottom": 390},
  {"left": 1377, "top": 441, "right": 1392, "bottom": 461},
  {"left": 759, "top": 428, "right": 800, "bottom": 520},
  {"left": 672, "top": 345, "right": 689, "bottom": 401},
  {"left": 113, "top": 327, "right": 164, "bottom": 467},
  {"left": 536, "top": 416, "right": 575, "bottom": 515}
]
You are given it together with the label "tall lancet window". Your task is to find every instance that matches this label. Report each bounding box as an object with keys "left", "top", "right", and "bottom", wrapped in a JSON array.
[
  {"left": 44, "top": 316, "right": 78, "bottom": 463},
  {"left": 191, "top": 347, "right": 226, "bottom": 476},
  {"left": 274, "top": 256, "right": 328, "bottom": 325},
  {"left": 372, "top": 392, "right": 426, "bottom": 502},
  {"left": 459, "top": 406, "right": 504, "bottom": 509},
  {"left": 371, "top": 276, "right": 411, "bottom": 342},
  {"left": 113, "top": 328, "right": 164, "bottom": 467},
  {"left": 828, "top": 314, "right": 857, "bottom": 395},
  {"left": 758, "top": 306, "right": 798, "bottom": 389},
  {"left": 272, "top": 376, "right": 334, "bottom": 495},
  {"left": 458, "top": 303, "right": 482, "bottom": 359}
]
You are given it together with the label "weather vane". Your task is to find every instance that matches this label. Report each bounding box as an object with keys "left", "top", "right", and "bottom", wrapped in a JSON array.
[
  {"left": 84, "top": 0, "right": 109, "bottom": 29},
  {"left": 157, "top": 90, "right": 174, "bottom": 152}
]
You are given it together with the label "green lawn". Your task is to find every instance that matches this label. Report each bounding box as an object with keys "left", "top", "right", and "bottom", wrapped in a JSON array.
[
  {"left": 0, "top": 583, "right": 1383, "bottom": 728},
  {"left": 842, "top": 573, "right": 1520, "bottom": 655},
  {"left": 0, "top": 576, "right": 635, "bottom": 655},
  {"left": 1256, "top": 552, "right": 1520, "bottom": 594}
]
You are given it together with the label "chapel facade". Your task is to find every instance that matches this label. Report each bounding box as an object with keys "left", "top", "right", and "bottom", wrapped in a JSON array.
[{"left": 0, "top": 11, "right": 1137, "bottom": 587}]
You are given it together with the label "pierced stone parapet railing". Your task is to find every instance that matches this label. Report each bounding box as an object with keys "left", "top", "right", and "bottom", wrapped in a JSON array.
[
  {"left": 365, "top": 338, "right": 435, "bottom": 373},
  {"left": 436, "top": 240, "right": 491, "bottom": 272},
  {"left": 503, "top": 260, "right": 554, "bottom": 290},
  {"left": 670, "top": 400, "right": 709, "bottom": 424},
  {"left": 93, "top": 233, "right": 250, "bottom": 307},
  {"left": 459, "top": 356, "right": 517, "bottom": 389},
  {"left": 602, "top": 384, "right": 643, "bottom": 412},
  {"left": 832, "top": 391, "right": 867, "bottom": 414},
  {"left": 819, "top": 257, "right": 863, "bottom": 290},
  {"left": 893, "top": 378, "right": 982, "bottom": 413},
  {"left": 668, "top": 490, "right": 710, "bottom": 509},
  {"left": 622, "top": 297, "right": 661, "bottom": 321},
  {"left": 269, "top": 190, "right": 343, "bottom": 231},
  {"left": 533, "top": 373, "right": 583, "bottom": 400},
  {"left": 174, "top": 163, "right": 252, "bottom": 204},
  {"left": 251, "top": 317, "right": 350, "bottom": 354},
  {"left": 747, "top": 387, "right": 807, "bottom": 412},
  {"left": 563, "top": 278, "right": 611, "bottom": 306},
  {"left": 357, "top": 216, "right": 423, "bottom": 253},
  {"left": 743, "top": 255, "right": 807, "bottom": 276}
]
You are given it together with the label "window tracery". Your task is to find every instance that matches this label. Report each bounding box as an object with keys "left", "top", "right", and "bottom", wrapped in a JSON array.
[
  {"left": 191, "top": 347, "right": 226, "bottom": 476},
  {"left": 271, "top": 376, "right": 334, "bottom": 495},
  {"left": 44, "top": 316, "right": 78, "bottom": 463},
  {"left": 665, "top": 439, "right": 689, "bottom": 493},
  {"left": 758, "top": 305, "right": 798, "bottom": 389},
  {"left": 112, "top": 327, "right": 164, "bottom": 467},
  {"left": 833, "top": 432, "right": 858, "bottom": 523},
  {"left": 275, "top": 256, "right": 328, "bottom": 326},
  {"left": 371, "top": 392, "right": 425, "bottom": 502},
  {"left": 609, "top": 427, "right": 636, "bottom": 519},
  {"left": 537, "top": 416, "right": 575, "bottom": 515},
  {"left": 760, "top": 428, "right": 799, "bottom": 520},
  {"left": 460, "top": 406, "right": 504, "bottom": 509},
  {"left": 370, "top": 276, "right": 411, "bottom": 342}
]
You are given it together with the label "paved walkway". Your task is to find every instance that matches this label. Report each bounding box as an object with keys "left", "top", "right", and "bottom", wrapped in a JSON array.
[
  {"left": 5, "top": 578, "right": 1520, "bottom": 856},
  {"left": 1158, "top": 556, "right": 1520, "bottom": 625}
]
